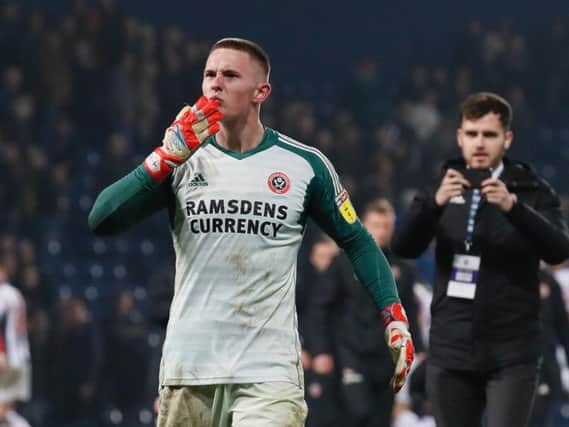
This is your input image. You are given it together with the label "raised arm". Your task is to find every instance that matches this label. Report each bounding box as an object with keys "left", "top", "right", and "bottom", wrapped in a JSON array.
[
  {"left": 88, "top": 165, "right": 172, "bottom": 235},
  {"left": 89, "top": 97, "right": 223, "bottom": 235}
]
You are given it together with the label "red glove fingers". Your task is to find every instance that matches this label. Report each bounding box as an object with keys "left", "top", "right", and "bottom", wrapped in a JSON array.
[
  {"left": 196, "top": 122, "right": 221, "bottom": 142},
  {"left": 390, "top": 332, "right": 415, "bottom": 393},
  {"left": 144, "top": 97, "right": 223, "bottom": 181}
]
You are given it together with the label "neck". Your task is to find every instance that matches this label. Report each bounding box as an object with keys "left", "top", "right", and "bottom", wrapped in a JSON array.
[{"left": 216, "top": 114, "right": 265, "bottom": 153}]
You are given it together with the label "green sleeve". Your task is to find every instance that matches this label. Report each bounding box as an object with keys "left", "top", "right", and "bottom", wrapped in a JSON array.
[
  {"left": 306, "top": 160, "right": 400, "bottom": 309},
  {"left": 88, "top": 165, "right": 172, "bottom": 235},
  {"left": 342, "top": 227, "right": 400, "bottom": 309}
]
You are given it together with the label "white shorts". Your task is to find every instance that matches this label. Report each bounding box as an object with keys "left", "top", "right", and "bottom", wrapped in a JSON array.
[
  {"left": 0, "top": 366, "right": 31, "bottom": 404},
  {"left": 1, "top": 410, "right": 32, "bottom": 427},
  {"left": 157, "top": 381, "right": 307, "bottom": 427}
]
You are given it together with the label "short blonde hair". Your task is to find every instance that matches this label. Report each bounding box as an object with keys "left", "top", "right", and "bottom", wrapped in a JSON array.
[
  {"left": 210, "top": 37, "right": 271, "bottom": 80},
  {"left": 363, "top": 198, "right": 395, "bottom": 218}
]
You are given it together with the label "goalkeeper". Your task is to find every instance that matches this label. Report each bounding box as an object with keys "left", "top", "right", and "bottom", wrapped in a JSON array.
[{"left": 88, "top": 37, "right": 414, "bottom": 427}]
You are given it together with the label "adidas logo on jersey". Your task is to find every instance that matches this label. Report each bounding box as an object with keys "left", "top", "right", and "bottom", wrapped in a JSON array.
[{"left": 189, "top": 173, "right": 208, "bottom": 187}]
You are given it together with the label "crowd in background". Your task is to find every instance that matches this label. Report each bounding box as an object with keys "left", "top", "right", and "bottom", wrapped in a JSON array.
[{"left": 1, "top": 0, "right": 569, "bottom": 426}]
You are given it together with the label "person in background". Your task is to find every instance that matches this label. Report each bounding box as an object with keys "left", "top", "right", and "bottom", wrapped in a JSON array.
[
  {"left": 308, "top": 198, "right": 424, "bottom": 427},
  {"left": 529, "top": 268, "right": 569, "bottom": 427},
  {"left": 0, "top": 266, "right": 32, "bottom": 427},
  {"left": 296, "top": 234, "right": 343, "bottom": 427},
  {"left": 49, "top": 298, "right": 102, "bottom": 427},
  {"left": 392, "top": 91, "right": 569, "bottom": 427},
  {"left": 104, "top": 289, "right": 149, "bottom": 424}
]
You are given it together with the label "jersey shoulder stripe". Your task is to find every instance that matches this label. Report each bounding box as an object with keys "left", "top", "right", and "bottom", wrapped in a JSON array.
[{"left": 275, "top": 132, "right": 342, "bottom": 196}]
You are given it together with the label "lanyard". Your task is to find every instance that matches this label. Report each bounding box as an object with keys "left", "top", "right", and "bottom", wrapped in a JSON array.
[{"left": 464, "top": 189, "right": 481, "bottom": 252}]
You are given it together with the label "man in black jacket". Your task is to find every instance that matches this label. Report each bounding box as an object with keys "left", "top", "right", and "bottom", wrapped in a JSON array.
[
  {"left": 309, "top": 198, "right": 424, "bottom": 427},
  {"left": 392, "top": 92, "right": 569, "bottom": 427},
  {"left": 529, "top": 268, "right": 569, "bottom": 427}
]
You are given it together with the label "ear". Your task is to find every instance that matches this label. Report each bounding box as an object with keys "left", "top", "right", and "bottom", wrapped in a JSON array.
[
  {"left": 504, "top": 130, "right": 513, "bottom": 150},
  {"left": 456, "top": 128, "right": 463, "bottom": 148},
  {"left": 253, "top": 83, "right": 271, "bottom": 104}
]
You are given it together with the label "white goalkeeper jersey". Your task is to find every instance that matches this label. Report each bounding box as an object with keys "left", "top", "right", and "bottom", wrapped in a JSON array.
[
  {"left": 0, "top": 282, "right": 31, "bottom": 403},
  {"left": 159, "top": 128, "right": 360, "bottom": 386}
]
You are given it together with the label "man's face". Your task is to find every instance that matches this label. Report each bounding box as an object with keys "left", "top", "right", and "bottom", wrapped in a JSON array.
[
  {"left": 310, "top": 240, "right": 338, "bottom": 273},
  {"left": 202, "top": 48, "right": 268, "bottom": 121},
  {"left": 363, "top": 211, "right": 394, "bottom": 248},
  {"left": 457, "top": 112, "right": 513, "bottom": 169}
]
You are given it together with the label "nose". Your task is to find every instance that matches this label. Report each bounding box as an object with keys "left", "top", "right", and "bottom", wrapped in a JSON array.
[
  {"left": 474, "top": 135, "right": 485, "bottom": 148},
  {"left": 211, "top": 73, "right": 223, "bottom": 92}
]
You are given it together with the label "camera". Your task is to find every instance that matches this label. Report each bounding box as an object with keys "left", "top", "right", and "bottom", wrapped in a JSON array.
[{"left": 462, "top": 168, "right": 491, "bottom": 188}]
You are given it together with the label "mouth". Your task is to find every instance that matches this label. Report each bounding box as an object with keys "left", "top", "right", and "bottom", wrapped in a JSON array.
[
  {"left": 210, "top": 96, "right": 222, "bottom": 104},
  {"left": 473, "top": 153, "right": 488, "bottom": 160}
]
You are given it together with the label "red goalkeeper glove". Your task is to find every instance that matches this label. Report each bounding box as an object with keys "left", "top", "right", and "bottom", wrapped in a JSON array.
[
  {"left": 143, "top": 96, "right": 223, "bottom": 181},
  {"left": 381, "top": 302, "right": 415, "bottom": 393}
]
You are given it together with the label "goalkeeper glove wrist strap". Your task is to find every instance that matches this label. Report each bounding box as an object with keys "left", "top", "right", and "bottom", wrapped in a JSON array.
[
  {"left": 143, "top": 147, "right": 183, "bottom": 182},
  {"left": 380, "top": 302, "right": 409, "bottom": 327}
]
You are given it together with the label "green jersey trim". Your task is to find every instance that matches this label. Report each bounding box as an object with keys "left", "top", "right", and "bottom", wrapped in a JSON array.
[
  {"left": 208, "top": 128, "right": 275, "bottom": 159},
  {"left": 274, "top": 132, "right": 342, "bottom": 196}
]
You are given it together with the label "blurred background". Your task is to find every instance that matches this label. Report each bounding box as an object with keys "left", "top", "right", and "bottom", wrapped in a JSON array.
[{"left": 2, "top": 0, "right": 569, "bottom": 426}]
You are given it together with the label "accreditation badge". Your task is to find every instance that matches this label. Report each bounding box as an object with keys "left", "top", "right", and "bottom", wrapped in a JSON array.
[
  {"left": 335, "top": 190, "right": 357, "bottom": 224},
  {"left": 447, "top": 254, "right": 480, "bottom": 300}
]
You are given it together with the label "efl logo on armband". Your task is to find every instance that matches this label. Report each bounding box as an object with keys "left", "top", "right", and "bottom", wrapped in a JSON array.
[{"left": 335, "top": 190, "right": 357, "bottom": 224}]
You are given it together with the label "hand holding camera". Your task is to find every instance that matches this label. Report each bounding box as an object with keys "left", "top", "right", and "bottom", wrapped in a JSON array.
[{"left": 435, "top": 168, "right": 516, "bottom": 211}]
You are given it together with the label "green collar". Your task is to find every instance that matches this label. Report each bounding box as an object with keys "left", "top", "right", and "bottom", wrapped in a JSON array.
[{"left": 208, "top": 128, "right": 276, "bottom": 159}]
